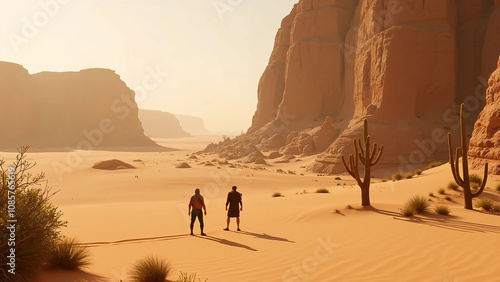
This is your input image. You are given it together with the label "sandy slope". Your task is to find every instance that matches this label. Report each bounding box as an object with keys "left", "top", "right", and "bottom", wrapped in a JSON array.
[{"left": 2, "top": 136, "right": 499, "bottom": 282}]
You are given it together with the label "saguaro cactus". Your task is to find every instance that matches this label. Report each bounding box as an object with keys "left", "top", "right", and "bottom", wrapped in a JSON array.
[
  {"left": 341, "top": 119, "right": 384, "bottom": 207},
  {"left": 447, "top": 103, "right": 488, "bottom": 210}
]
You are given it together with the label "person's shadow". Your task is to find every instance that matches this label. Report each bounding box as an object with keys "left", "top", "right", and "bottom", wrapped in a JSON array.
[
  {"left": 197, "top": 235, "right": 258, "bottom": 251},
  {"left": 237, "top": 231, "right": 295, "bottom": 243}
]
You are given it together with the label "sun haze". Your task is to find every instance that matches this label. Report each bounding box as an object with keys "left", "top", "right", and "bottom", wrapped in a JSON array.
[{"left": 0, "top": 0, "right": 297, "bottom": 134}]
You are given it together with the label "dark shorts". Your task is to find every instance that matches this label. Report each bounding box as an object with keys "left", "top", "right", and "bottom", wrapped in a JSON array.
[{"left": 228, "top": 205, "right": 240, "bottom": 218}]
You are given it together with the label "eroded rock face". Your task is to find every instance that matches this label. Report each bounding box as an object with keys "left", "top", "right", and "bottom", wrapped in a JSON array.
[
  {"left": 204, "top": 0, "right": 500, "bottom": 174},
  {"left": 0, "top": 62, "right": 160, "bottom": 151},
  {"left": 469, "top": 55, "right": 500, "bottom": 175}
]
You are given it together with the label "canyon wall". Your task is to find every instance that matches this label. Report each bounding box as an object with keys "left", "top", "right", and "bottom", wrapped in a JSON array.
[
  {"left": 138, "top": 109, "right": 191, "bottom": 138},
  {"left": 0, "top": 61, "right": 161, "bottom": 151},
  {"left": 469, "top": 55, "right": 500, "bottom": 174},
  {"left": 205, "top": 0, "right": 500, "bottom": 175}
]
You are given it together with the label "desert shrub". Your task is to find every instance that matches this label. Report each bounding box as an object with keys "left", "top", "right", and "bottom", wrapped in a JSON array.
[
  {"left": 447, "top": 182, "right": 459, "bottom": 191},
  {"left": 177, "top": 272, "right": 208, "bottom": 282},
  {"left": 334, "top": 177, "right": 341, "bottom": 180},
  {"left": 315, "top": 188, "right": 329, "bottom": 194},
  {"left": 287, "top": 170, "right": 296, "bottom": 175},
  {"left": 496, "top": 184, "right": 500, "bottom": 192},
  {"left": 428, "top": 192, "right": 434, "bottom": 197},
  {"left": 438, "top": 188, "right": 446, "bottom": 195},
  {"left": 425, "top": 161, "right": 442, "bottom": 170},
  {"left": 476, "top": 197, "right": 494, "bottom": 211},
  {"left": 0, "top": 147, "right": 67, "bottom": 281},
  {"left": 400, "top": 206, "right": 414, "bottom": 217},
  {"left": 381, "top": 178, "right": 388, "bottom": 183},
  {"left": 405, "top": 195, "right": 430, "bottom": 214},
  {"left": 130, "top": 256, "right": 171, "bottom": 282},
  {"left": 272, "top": 192, "right": 283, "bottom": 198},
  {"left": 392, "top": 172, "right": 403, "bottom": 181},
  {"left": 46, "top": 237, "right": 90, "bottom": 270},
  {"left": 493, "top": 203, "right": 500, "bottom": 213},
  {"left": 444, "top": 196, "right": 452, "bottom": 201},
  {"left": 276, "top": 169, "right": 285, "bottom": 174},
  {"left": 404, "top": 172, "right": 414, "bottom": 179},
  {"left": 414, "top": 169, "right": 423, "bottom": 176},
  {"left": 434, "top": 204, "right": 451, "bottom": 215},
  {"left": 469, "top": 174, "right": 482, "bottom": 185}
]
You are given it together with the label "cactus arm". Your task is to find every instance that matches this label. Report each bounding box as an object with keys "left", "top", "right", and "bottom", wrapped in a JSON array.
[
  {"left": 471, "top": 163, "right": 489, "bottom": 198},
  {"left": 341, "top": 155, "right": 355, "bottom": 179},
  {"left": 369, "top": 142, "right": 378, "bottom": 162},
  {"left": 371, "top": 145, "right": 384, "bottom": 166},
  {"left": 356, "top": 138, "right": 365, "bottom": 160},
  {"left": 454, "top": 148, "right": 466, "bottom": 187}
]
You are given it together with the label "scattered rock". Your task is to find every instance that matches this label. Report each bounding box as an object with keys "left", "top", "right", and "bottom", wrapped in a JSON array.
[
  {"left": 267, "top": 151, "right": 282, "bottom": 159},
  {"left": 255, "top": 158, "right": 267, "bottom": 165},
  {"left": 176, "top": 162, "right": 191, "bottom": 168},
  {"left": 92, "top": 159, "right": 135, "bottom": 170}
]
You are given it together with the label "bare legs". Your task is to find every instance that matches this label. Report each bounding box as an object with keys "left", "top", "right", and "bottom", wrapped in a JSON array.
[{"left": 225, "top": 217, "right": 241, "bottom": 231}]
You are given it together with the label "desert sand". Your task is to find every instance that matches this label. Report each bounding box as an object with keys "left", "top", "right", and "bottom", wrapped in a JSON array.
[{"left": 0, "top": 136, "right": 496, "bottom": 281}]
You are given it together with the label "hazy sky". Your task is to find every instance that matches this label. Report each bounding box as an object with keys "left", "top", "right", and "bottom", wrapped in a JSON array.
[{"left": 0, "top": 0, "right": 297, "bottom": 134}]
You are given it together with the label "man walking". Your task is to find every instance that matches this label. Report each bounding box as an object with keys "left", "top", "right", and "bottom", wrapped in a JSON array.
[
  {"left": 224, "top": 185, "right": 242, "bottom": 231},
  {"left": 188, "top": 188, "right": 207, "bottom": 236}
]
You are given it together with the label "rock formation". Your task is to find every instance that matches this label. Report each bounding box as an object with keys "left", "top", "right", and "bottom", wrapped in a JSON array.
[
  {"left": 469, "top": 55, "right": 500, "bottom": 175},
  {"left": 92, "top": 159, "right": 136, "bottom": 170},
  {"left": 175, "top": 115, "right": 210, "bottom": 135},
  {"left": 0, "top": 62, "right": 162, "bottom": 151},
  {"left": 138, "top": 109, "right": 191, "bottom": 138},
  {"left": 203, "top": 0, "right": 500, "bottom": 175}
]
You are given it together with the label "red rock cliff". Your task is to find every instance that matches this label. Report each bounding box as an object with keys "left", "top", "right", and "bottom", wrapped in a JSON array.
[{"left": 469, "top": 55, "right": 500, "bottom": 174}]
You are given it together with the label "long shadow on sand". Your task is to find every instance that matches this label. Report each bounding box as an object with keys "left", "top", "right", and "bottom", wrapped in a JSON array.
[
  {"left": 196, "top": 235, "right": 258, "bottom": 251},
  {"left": 36, "top": 269, "right": 107, "bottom": 282},
  {"left": 79, "top": 234, "right": 189, "bottom": 248},
  {"left": 236, "top": 231, "right": 295, "bottom": 243},
  {"left": 371, "top": 208, "right": 500, "bottom": 233}
]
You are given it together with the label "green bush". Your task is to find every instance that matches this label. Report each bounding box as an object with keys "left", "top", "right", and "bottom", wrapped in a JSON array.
[
  {"left": 47, "top": 237, "right": 90, "bottom": 270},
  {"left": 177, "top": 272, "right": 208, "bottom": 282},
  {"left": 272, "top": 192, "right": 283, "bottom": 198},
  {"left": 315, "top": 188, "right": 329, "bottom": 194},
  {"left": 447, "top": 182, "right": 459, "bottom": 191},
  {"left": 405, "top": 195, "right": 430, "bottom": 214},
  {"left": 476, "top": 197, "right": 494, "bottom": 211},
  {"left": 434, "top": 204, "right": 451, "bottom": 215},
  {"left": 0, "top": 147, "right": 67, "bottom": 281},
  {"left": 392, "top": 172, "right": 403, "bottom": 181},
  {"left": 130, "top": 256, "right": 171, "bottom": 282}
]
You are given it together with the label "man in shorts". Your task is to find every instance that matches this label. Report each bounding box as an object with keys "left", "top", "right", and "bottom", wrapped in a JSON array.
[{"left": 224, "top": 185, "right": 242, "bottom": 231}]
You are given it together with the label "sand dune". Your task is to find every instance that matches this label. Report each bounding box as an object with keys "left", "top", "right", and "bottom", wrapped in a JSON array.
[{"left": 1, "top": 136, "right": 495, "bottom": 281}]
